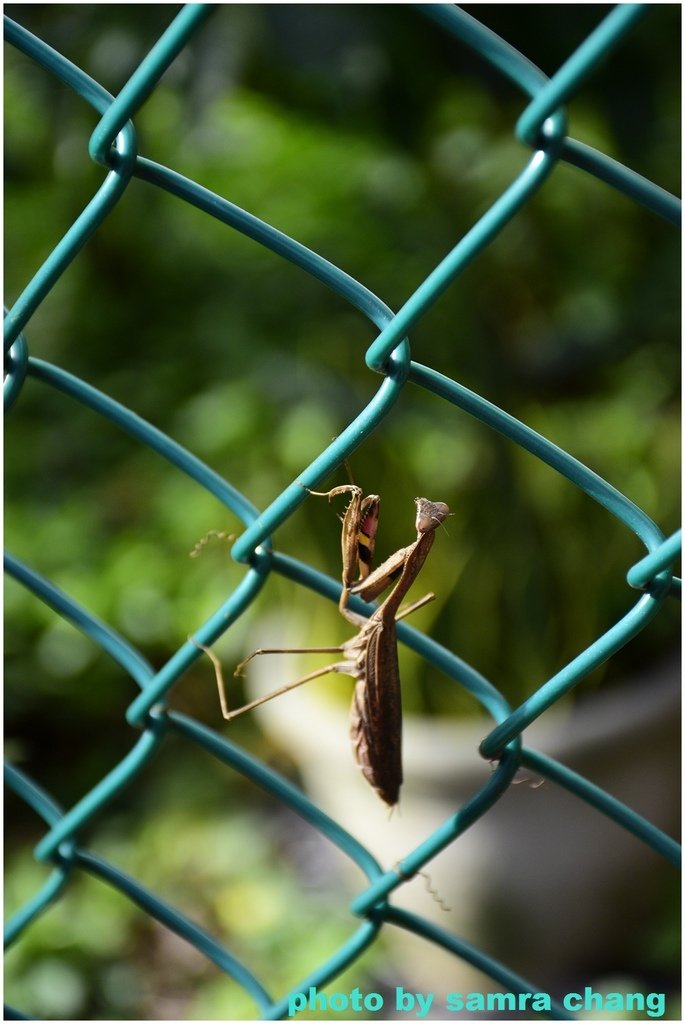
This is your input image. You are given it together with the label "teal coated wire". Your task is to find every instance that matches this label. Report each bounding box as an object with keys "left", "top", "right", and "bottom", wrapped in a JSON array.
[
  {"left": 351, "top": 747, "right": 521, "bottom": 916},
  {"left": 4, "top": 1005, "right": 33, "bottom": 1020},
  {"left": 3, "top": 327, "right": 28, "bottom": 412},
  {"left": 481, "top": 591, "right": 663, "bottom": 759},
  {"left": 169, "top": 712, "right": 385, "bottom": 884},
  {"left": 133, "top": 157, "right": 398, "bottom": 330},
  {"left": 265, "top": 919, "right": 381, "bottom": 1021},
  {"left": 27, "top": 358, "right": 259, "bottom": 525},
  {"left": 364, "top": 136, "right": 564, "bottom": 373},
  {"left": 5, "top": 3, "right": 680, "bottom": 1018},
  {"left": 4, "top": 765, "right": 75, "bottom": 946},
  {"left": 4, "top": 553, "right": 155, "bottom": 688},
  {"left": 4, "top": 869, "right": 70, "bottom": 949},
  {"left": 5, "top": 762, "right": 273, "bottom": 1012},
  {"left": 561, "top": 137, "right": 681, "bottom": 225},
  {"left": 76, "top": 848, "right": 274, "bottom": 1013},
  {"left": 2, "top": 18, "right": 138, "bottom": 350},
  {"left": 384, "top": 906, "right": 575, "bottom": 1020},
  {"left": 34, "top": 717, "right": 167, "bottom": 862},
  {"left": 129, "top": 157, "right": 414, "bottom": 562},
  {"left": 515, "top": 5, "right": 648, "bottom": 145},
  {"left": 5, "top": 763, "right": 64, "bottom": 828},
  {"left": 408, "top": 363, "right": 665, "bottom": 549},
  {"left": 628, "top": 530, "right": 682, "bottom": 591},
  {"left": 230, "top": 365, "right": 410, "bottom": 566},
  {"left": 419, "top": 4, "right": 550, "bottom": 98},
  {"left": 88, "top": 5, "right": 215, "bottom": 166},
  {"left": 19, "top": 355, "right": 273, "bottom": 725},
  {"left": 420, "top": 5, "right": 679, "bottom": 224},
  {"left": 11, "top": 756, "right": 275, "bottom": 1012},
  {"left": 127, "top": 560, "right": 269, "bottom": 724},
  {"left": 169, "top": 714, "right": 390, "bottom": 1024},
  {"left": 521, "top": 749, "right": 681, "bottom": 866}
]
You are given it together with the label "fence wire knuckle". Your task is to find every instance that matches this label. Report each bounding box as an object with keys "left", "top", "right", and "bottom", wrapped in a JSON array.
[{"left": 4, "top": 4, "right": 680, "bottom": 1021}]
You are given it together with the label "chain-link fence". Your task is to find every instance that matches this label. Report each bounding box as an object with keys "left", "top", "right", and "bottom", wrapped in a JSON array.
[{"left": 4, "top": 4, "right": 680, "bottom": 1020}]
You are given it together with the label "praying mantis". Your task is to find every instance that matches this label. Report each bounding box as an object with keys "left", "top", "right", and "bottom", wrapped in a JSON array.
[{"left": 193, "top": 487, "right": 450, "bottom": 808}]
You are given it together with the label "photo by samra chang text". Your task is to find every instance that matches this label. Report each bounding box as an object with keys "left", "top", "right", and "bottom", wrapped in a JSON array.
[{"left": 287, "top": 984, "right": 668, "bottom": 1019}]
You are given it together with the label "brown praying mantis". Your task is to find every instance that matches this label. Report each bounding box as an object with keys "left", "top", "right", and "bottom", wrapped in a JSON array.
[{"left": 193, "top": 488, "right": 450, "bottom": 807}]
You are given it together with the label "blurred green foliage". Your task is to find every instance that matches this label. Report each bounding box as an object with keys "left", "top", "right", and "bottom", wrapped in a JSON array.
[
  {"left": 4, "top": 4, "right": 680, "bottom": 1018},
  {"left": 6, "top": 755, "right": 385, "bottom": 1019}
]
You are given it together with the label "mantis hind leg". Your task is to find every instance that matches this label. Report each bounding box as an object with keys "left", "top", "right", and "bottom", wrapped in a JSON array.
[{"left": 189, "top": 638, "right": 345, "bottom": 721}]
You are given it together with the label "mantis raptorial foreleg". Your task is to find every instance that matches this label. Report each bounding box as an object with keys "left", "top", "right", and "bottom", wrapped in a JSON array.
[{"left": 306, "top": 484, "right": 380, "bottom": 620}]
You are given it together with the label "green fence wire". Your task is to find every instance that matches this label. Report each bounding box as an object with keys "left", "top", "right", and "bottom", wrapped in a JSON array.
[{"left": 4, "top": 4, "right": 680, "bottom": 1020}]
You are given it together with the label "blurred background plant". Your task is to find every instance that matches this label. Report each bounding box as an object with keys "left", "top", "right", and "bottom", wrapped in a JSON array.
[{"left": 5, "top": 4, "right": 680, "bottom": 1019}]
